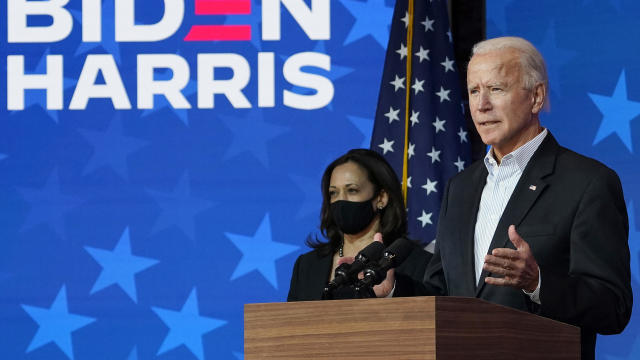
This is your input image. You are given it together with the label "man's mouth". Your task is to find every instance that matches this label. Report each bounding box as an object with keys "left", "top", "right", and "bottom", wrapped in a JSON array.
[{"left": 478, "top": 120, "right": 500, "bottom": 127}]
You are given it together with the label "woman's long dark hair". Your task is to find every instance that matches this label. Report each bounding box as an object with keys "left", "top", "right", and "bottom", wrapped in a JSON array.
[{"left": 307, "top": 149, "right": 408, "bottom": 255}]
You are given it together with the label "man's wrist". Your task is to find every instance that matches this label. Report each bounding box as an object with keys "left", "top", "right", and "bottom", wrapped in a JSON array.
[{"left": 522, "top": 267, "right": 541, "bottom": 304}]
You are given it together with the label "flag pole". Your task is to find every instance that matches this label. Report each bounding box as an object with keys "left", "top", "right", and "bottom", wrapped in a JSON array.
[{"left": 402, "top": 0, "right": 415, "bottom": 205}]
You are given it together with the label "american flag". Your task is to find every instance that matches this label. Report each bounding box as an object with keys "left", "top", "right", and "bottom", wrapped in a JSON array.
[{"left": 371, "top": 0, "right": 471, "bottom": 247}]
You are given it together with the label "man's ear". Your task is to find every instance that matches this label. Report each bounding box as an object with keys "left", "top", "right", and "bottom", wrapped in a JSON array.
[{"left": 531, "top": 82, "right": 546, "bottom": 114}]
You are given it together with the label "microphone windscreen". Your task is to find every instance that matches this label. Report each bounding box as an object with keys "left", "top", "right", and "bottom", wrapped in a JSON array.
[
  {"left": 384, "top": 237, "right": 413, "bottom": 267},
  {"left": 357, "top": 241, "right": 385, "bottom": 262}
]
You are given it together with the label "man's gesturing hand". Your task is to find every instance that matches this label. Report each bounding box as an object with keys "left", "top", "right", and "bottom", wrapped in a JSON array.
[{"left": 483, "top": 225, "right": 539, "bottom": 292}]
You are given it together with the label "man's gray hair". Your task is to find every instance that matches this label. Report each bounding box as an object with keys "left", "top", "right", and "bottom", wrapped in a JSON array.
[{"left": 472, "top": 37, "right": 549, "bottom": 97}]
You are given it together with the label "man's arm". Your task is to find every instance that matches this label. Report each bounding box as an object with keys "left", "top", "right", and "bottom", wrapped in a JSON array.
[
  {"left": 537, "top": 166, "right": 632, "bottom": 334},
  {"left": 484, "top": 166, "right": 632, "bottom": 333}
]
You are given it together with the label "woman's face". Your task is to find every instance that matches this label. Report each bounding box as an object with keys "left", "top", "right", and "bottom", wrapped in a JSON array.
[{"left": 328, "top": 161, "right": 375, "bottom": 204}]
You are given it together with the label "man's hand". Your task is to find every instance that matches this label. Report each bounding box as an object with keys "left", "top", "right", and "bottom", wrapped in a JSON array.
[{"left": 483, "top": 225, "right": 539, "bottom": 292}]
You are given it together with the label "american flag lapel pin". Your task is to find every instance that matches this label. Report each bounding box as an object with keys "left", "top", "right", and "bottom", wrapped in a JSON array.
[{"left": 529, "top": 185, "right": 537, "bottom": 191}]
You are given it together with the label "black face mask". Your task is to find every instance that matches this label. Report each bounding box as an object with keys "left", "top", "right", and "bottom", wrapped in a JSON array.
[{"left": 330, "top": 197, "right": 377, "bottom": 235}]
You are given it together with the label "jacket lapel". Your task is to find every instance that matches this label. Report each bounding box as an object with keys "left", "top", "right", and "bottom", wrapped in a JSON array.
[
  {"left": 314, "top": 252, "right": 334, "bottom": 297},
  {"left": 457, "top": 162, "right": 488, "bottom": 296},
  {"left": 475, "top": 134, "right": 558, "bottom": 296}
]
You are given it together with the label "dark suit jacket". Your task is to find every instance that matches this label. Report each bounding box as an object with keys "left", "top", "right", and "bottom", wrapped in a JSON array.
[
  {"left": 422, "top": 133, "right": 632, "bottom": 360},
  {"left": 288, "top": 240, "right": 432, "bottom": 301}
]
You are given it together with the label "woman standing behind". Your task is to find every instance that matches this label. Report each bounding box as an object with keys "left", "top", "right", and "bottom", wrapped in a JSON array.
[{"left": 287, "top": 149, "right": 431, "bottom": 301}]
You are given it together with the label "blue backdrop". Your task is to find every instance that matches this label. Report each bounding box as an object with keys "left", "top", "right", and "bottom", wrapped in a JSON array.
[{"left": 0, "top": 1, "right": 638, "bottom": 359}]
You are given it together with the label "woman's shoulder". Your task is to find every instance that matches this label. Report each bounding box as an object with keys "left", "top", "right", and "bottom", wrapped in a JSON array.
[{"left": 294, "top": 247, "right": 333, "bottom": 266}]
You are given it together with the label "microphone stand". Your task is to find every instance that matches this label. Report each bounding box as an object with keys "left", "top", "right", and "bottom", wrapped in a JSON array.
[{"left": 321, "top": 285, "right": 334, "bottom": 300}]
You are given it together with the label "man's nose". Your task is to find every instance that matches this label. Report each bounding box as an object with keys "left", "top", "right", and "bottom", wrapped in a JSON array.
[{"left": 477, "top": 92, "right": 492, "bottom": 112}]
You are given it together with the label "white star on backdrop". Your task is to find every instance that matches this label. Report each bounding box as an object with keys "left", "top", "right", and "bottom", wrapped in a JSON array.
[
  {"left": 454, "top": 157, "right": 465, "bottom": 172},
  {"left": 412, "top": 79, "right": 425, "bottom": 94},
  {"left": 401, "top": 11, "right": 410, "bottom": 28},
  {"left": 421, "top": 16, "right": 435, "bottom": 32},
  {"left": 417, "top": 211, "right": 433, "bottom": 227},
  {"left": 415, "top": 46, "right": 430, "bottom": 62},
  {"left": 432, "top": 117, "right": 446, "bottom": 133},
  {"left": 396, "top": 43, "right": 408, "bottom": 60},
  {"left": 440, "top": 57, "right": 455, "bottom": 72},
  {"left": 410, "top": 110, "right": 420, "bottom": 126},
  {"left": 378, "top": 138, "right": 395, "bottom": 154},
  {"left": 436, "top": 86, "right": 451, "bottom": 102},
  {"left": 421, "top": 178, "right": 438, "bottom": 195},
  {"left": 427, "top": 146, "right": 441, "bottom": 163},
  {"left": 458, "top": 127, "right": 468, "bottom": 143},
  {"left": 385, "top": 107, "right": 400, "bottom": 123},
  {"left": 390, "top": 75, "right": 405, "bottom": 91}
]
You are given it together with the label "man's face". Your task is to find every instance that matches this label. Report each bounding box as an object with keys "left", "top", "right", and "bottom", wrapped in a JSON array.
[{"left": 467, "top": 49, "right": 543, "bottom": 159}]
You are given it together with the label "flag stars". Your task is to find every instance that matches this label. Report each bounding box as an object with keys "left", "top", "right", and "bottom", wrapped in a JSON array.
[
  {"left": 421, "top": 16, "right": 435, "bottom": 32},
  {"left": 390, "top": 75, "right": 405, "bottom": 91},
  {"left": 436, "top": 86, "right": 451, "bottom": 102},
  {"left": 440, "top": 57, "right": 455, "bottom": 72},
  {"left": 396, "top": 43, "right": 408, "bottom": 60},
  {"left": 410, "top": 110, "right": 420, "bottom": 127},
  {"left": 432, "top": 117, "right": 446, "bottom": 133},
  {"left": 421, "top": 178, "right": 438, "bottom": 195},
  {"left": 415, "top": 46, "right": 430, "bottom": 63},
  {"left": 369, "top": 0, "right": 468, "bottom": 249},
  {"left": 412, "top": 78, "right": 425, "bottom": 94},
  {"left": 401, "top": 11, "right": 410, "bottom": 28},
  {"left": 446, "top": 30, "right": 453, "bottom": 42},
  {"left": 427, "top": 146, "right": 441, "bottom": 163},
  {"left": 454, "top": 156, "right": 465, "bottom": 172},
  {"left": 378, "top": 138, "right": 395, "bottom": 154},
  {"left": 385, "top": 106, "right": 400, "bottom": 123},
  {"left": 417, "top": 211, "right": 433, "bottom": 227},
  {"left": 458, "top": 127, "right": 468, "bottom": 143}
]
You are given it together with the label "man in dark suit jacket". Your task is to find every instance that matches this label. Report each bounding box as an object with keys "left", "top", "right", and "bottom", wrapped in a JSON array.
[{"left": 422, "top": 36, "right": 632, "bottom": 360}]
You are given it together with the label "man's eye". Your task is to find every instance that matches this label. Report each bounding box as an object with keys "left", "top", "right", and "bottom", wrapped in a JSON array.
[
  {"left": 348, "top": 188, "right": 358, "bottom": 193},
  {"left": 491, "top": 87, "right": 502, "bottom": 92},
  {"left": 328, "top": 191, "right": 336, "bottom": 197}
]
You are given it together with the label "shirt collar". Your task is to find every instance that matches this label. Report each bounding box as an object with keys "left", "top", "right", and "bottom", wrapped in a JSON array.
[{"left": 484, "top": 128, "right": 548, "bottom": 172}]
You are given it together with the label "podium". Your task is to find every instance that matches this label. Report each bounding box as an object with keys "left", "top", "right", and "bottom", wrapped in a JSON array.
[{"left": 244, "top": 296, "right": 580, "bottom": 359}]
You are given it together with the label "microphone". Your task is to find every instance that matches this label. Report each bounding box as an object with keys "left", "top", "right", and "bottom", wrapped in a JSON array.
[
  {"left": 355, "top": 237, "right": 413, "bottom": 291},
  {"left": 322, "top": 241, "right": 385, "bottom": 297}
]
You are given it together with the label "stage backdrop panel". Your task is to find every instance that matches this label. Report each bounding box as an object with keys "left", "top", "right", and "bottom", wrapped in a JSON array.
[
  {"left": 2, "top": 1, "right": 639, "bottom": 359},
  {"left": 0, "top": 1, "right": 398, "bottom": 359}
]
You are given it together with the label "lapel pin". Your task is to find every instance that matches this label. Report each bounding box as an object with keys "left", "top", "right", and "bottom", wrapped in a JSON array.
[{"left": 529, "top": 185, "right": 537, "bottom": 191}]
